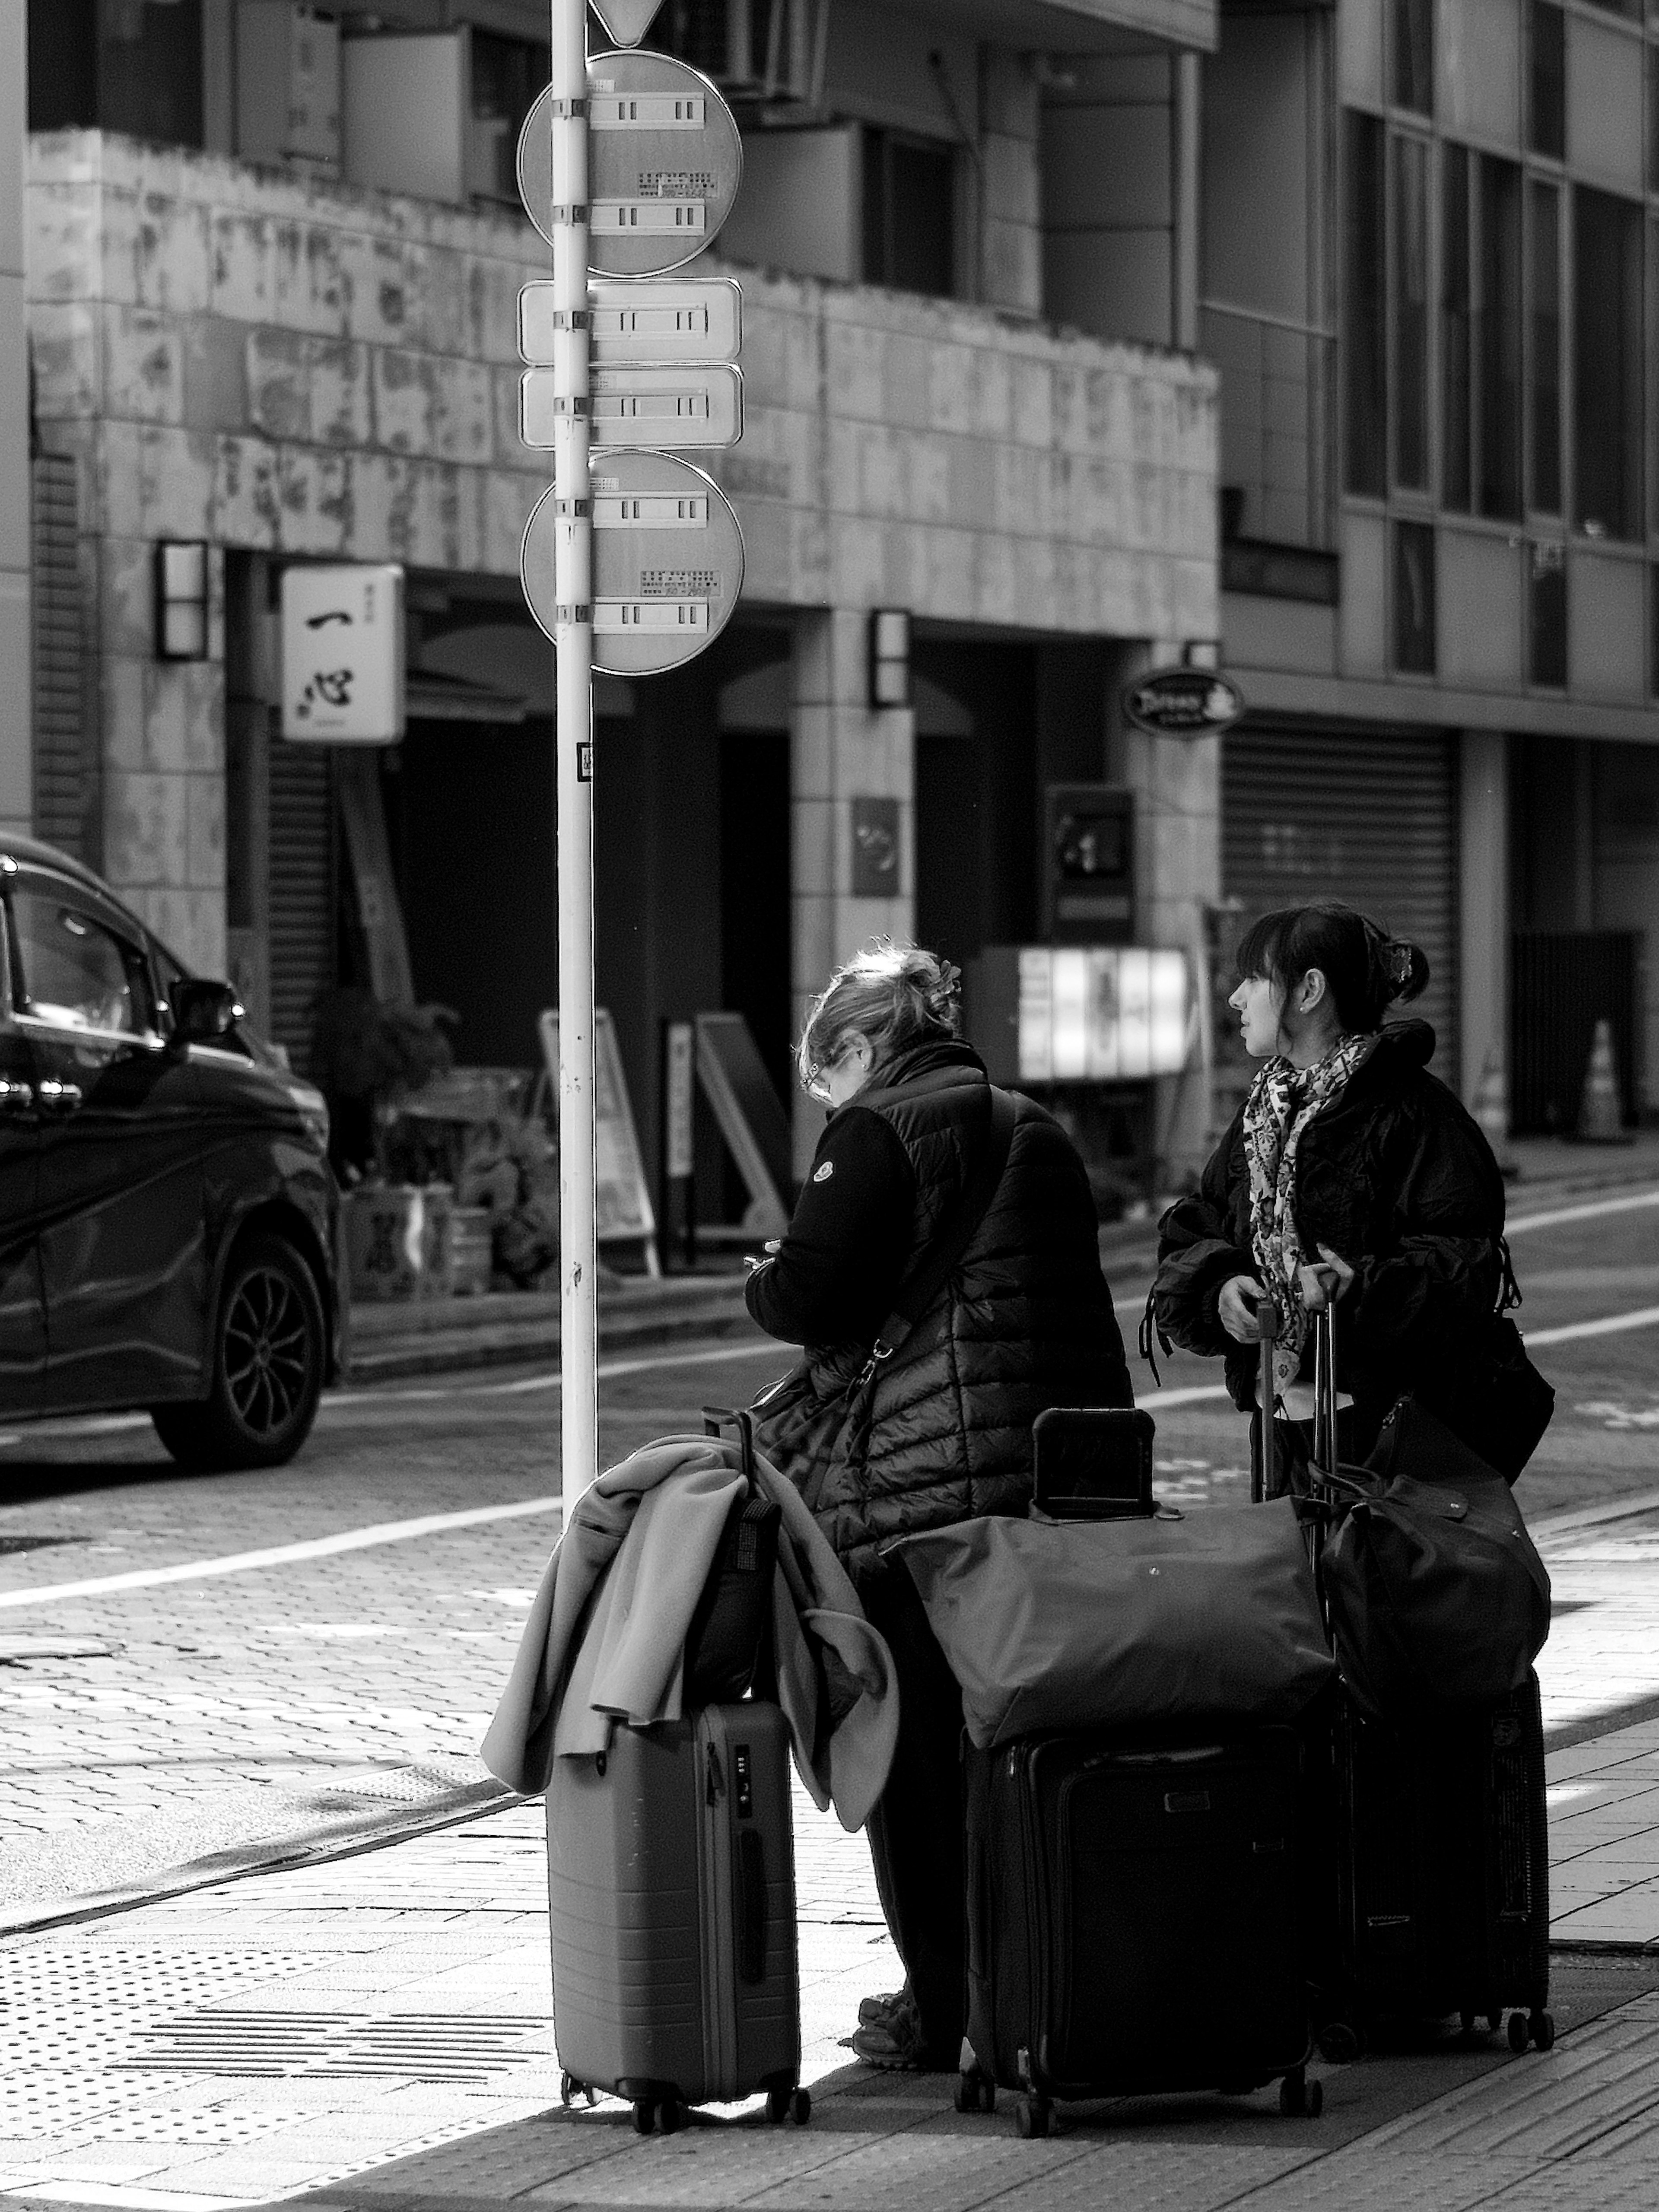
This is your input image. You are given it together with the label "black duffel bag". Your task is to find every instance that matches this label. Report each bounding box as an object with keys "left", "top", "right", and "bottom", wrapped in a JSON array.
[{"left": 1307, "top": 1316, "right": 1551, "bottom": 1719}]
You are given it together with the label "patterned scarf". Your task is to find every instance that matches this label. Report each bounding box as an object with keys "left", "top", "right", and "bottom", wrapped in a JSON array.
[{"left": 1243, "top": 1033, "right": 1378, "bottom": 1396}]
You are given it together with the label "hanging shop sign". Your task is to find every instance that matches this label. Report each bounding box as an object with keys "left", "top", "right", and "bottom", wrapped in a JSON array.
[
  {"left": 516, "top": 50, "right": 742, "bottom": 275},
  {"left": 520, "top": 451, "right": 745, "bottom": 675},
  {"left": 1122, "top": 667, "right": 1245, "bottom": 738},
  {"left": 279, "top": 564, "right": 405, "bottom": 744}
]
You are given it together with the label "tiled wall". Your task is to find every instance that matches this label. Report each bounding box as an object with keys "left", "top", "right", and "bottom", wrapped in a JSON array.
[{"left": 27, "top": 129, "right": 1218, "bottom": 970}]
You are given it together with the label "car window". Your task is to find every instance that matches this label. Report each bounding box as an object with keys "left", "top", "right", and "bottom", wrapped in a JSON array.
[{"left": 9, "top": 886, "right": 156, "bottom": 1039}]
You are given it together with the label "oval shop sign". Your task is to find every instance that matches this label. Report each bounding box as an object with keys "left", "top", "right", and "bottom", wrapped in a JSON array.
[{"left": 1122, "top": 668, "right": 1245, "bottom": 737}]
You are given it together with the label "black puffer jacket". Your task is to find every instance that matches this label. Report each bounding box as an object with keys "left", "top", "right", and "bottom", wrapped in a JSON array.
[
  {"left": 747, "top": 1039, "right": 1133, "bottom": 1576},
  {"left": 1152, "top": 1022, "right": 1507, "bottom": 1455}
]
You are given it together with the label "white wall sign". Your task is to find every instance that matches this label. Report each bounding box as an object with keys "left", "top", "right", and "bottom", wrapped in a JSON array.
[{"left": 280, "top": 565, "right": 407, "bottom": 744}]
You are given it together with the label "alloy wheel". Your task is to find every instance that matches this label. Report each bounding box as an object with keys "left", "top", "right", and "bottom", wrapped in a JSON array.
[{"left": 223, "top": 1264, "right": 312, "bottom": 1438}]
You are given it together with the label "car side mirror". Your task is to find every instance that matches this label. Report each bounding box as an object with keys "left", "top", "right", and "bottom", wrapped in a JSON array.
[{"left": 168, "top": 977, "right": 243, "bottom": 1046}]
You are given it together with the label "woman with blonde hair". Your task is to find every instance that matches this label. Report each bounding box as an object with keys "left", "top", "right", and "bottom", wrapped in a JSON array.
[{"left": 746, "top": 939, "right": 1133, "bottom": 2071}]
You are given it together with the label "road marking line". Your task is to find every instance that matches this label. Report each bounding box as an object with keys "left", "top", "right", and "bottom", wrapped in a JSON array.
[
  {"left": 1508, "top": 1188, "right": 1659, "bottom": 1236},
  {"left": 1525, "top": 1306, "right": 1659, "bottom": 1347},
  {"left": 0, "top": 1496, "right": 562, "bottom": 1611}
]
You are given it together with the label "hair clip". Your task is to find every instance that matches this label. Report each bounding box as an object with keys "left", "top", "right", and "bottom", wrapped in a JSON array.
[{"left": 1385, "top": 942, "right": 1413, "bottom": 987}]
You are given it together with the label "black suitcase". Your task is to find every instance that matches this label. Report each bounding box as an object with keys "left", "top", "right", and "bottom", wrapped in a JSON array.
[
  {"left": 960, "top": 1725, "right": 1320, "bottom": 2134},
  {"left": 1261, "top": 1306, "right": 1554, "bottom": 2057}
]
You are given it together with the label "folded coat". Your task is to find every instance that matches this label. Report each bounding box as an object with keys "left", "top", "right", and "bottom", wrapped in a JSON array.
[{"left": 480, "top": 1433, "right": 900, "bottom": 1832}]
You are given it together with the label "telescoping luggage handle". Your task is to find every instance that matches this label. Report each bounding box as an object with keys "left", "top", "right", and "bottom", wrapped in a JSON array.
[
  {"left": 702, "top": 1404, "right": 759, "bottom": 1482},
  {"left": 1252, "top": 1297, "right": 1279, "bottom": 1503}
]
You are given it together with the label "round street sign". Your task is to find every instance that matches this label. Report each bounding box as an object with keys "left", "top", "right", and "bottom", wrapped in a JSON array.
[
  {"left": 520, "top": 451, "right": 745, "bottom": 677},
  {"left": 517, "top": 50, "right": 742, "bottom": 275},
  {"left": 1122, "top": 667, "right": 1245, "bottom": 737}
]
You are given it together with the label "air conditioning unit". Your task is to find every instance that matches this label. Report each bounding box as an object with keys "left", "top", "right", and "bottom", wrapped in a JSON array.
[
  {"left": 341, "top": 28, "right": 544, "bottom": 208},
  {"left": 236, "top": 1, "right": 340, "bottom": 171},
  {"left": 652, "top": 0, "right": 826, "bottom": 104}
]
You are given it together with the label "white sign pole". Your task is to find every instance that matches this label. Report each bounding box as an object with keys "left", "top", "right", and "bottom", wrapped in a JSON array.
[{"left": 551, "top": 0, "right": 597, "bottom": 1500}]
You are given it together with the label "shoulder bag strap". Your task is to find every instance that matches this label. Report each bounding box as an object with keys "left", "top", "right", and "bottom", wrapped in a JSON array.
[{"left": 858, "top": 1085, "right": 1018, "bottom": 1384}]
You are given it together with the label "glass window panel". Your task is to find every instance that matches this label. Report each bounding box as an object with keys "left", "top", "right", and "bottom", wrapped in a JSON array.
[
  {"left": 1392, "top": 519, "right": 1437, "bottom": 673},
  {"left": 1530, "top": 544, "right": 1567, "bottom": 685},
  {"left": 1393, "top": 0, "right": 1433, "bottom": 115},
  {"left": 9, "top": 890, "right": 150, "bottom": 1036},
  {"left": 1442, "top": 143, "right": 1472, "bottom": 512},
  {"left": 1573, "top": 185, "right": 1644, "bottom": 542},
  {"left": 1529, "top": 181, "right": 1561, "bottom": 514},
  {"left": 1528, "top": 1, "right": 1565, "bottom": 160},
  {"left": 1344, "top": 110, "right": 1389, "bottom": 496},
  {"left": 1393, "top": 133, "right": 1431, "bottom": 490},
  {"left": 1478, "top": 156, "right": 1522, "bottom": 521}
]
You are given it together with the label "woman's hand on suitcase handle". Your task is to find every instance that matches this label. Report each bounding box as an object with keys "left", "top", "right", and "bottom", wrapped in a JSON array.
[
  {"left": 1219, "top": 1273, "right": 1269, "bottom": 1342},
  {"left": 1299, "top": 1244, "right": 1355, "bottom": 1314}
]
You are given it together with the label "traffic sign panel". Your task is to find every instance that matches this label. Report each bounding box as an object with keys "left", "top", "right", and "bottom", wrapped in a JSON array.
[
  {"left": 519, "top": 277, "right": 742, "bottom": 365},
  {"left": 520, "top": 451, "right": 745, "bottom": 676},
  {"left": 517, "top": 50, "right": 741, "bottom": 274},
  {"left": 521, "top": 363, "right": 743, "bottom": 450}
]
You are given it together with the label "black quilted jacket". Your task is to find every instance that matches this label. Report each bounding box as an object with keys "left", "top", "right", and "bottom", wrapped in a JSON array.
[
  {"left": 750, "top": 1040, "right": 1133, "bottom": 1576},
  {"left": 1152, "top": 1022, "right": 1508, "bottom": 1453}
]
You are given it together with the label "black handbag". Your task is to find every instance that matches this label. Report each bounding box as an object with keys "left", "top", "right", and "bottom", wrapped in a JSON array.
[
  {"left": 1308, "top": 1307, "right": 1552, "bottom": 1719},
  {"left": 751, "top": 1085, "right": 1018, "bottom": 1511}
]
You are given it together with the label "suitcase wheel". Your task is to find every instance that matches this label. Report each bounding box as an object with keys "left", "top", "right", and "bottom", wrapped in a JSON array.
[
  {"left": 658, "top": 2096, "right": 688, "bottom": 2134},
  {"left": 1279, "top": 2069, "right": 1322, "bottom": 2120},
  {"left": 631, "top": 2099, "right": 656, "bottom": 2135},
  {"left": 1014, "top": 2094, "right": 1050, "bottom": 2139},
  {"left": 954, "top": 2072, "right": 995, "bottom": 2116},
  {"left": 1315, "top": 2020, "right": 1361, "bottom": 2066},
  {"left": 1530, "top": 2010, "right": 1556, "bottom": 2053},
  {"left": 559, "top": 2072, "right": 599, "bottom": 2109},
  {"left": 1507, "top": 2011, "right": 1530, "bottom": 2054},
  {"left": 765, "top": 2083, "right": 810, "bottom": 2126}
]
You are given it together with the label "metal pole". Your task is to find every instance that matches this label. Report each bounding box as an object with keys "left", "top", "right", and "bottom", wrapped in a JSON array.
[{"left": 551, "top": 0, "right": 596, "bottom": 1500}]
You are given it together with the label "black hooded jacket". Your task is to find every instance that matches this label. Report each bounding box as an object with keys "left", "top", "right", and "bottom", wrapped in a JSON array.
[
  {"left": 1152, "top": 1022, "right": 1508, "bottom": 1454},
  {"left": 746, "top": 1038, "right": 1133, "bottom": 1574}
]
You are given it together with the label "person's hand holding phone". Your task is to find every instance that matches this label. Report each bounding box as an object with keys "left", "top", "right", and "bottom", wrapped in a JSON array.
[{"left": 1218, "top": 1273, "right": 1268, "bottom": 1342}]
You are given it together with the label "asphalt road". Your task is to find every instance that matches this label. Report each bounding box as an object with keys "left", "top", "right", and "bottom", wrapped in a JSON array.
[{"left": 0, "top": 1179, "right": 1655, "bottom": 1922}]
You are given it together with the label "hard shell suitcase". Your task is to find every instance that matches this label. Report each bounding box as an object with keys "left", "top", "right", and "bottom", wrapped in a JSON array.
[
  {"left": 1265, "top": 1305, "right": 1555, "bottom": 2057},
  {"left": 545, "top": 1702, "right": 809, "bottom": 2131},
  {"left": 959, "top": 1726, "right": 1320, "bottom": 2136}
]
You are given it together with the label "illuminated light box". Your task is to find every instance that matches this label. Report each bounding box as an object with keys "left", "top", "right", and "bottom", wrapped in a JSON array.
[{"left": 972, "top": 946, "right": 1191, "bottom": 1085}]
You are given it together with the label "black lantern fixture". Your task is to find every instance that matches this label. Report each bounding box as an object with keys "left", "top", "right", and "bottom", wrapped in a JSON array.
[{"left": 154, "top": 541, "right": 210, "bottom": 661}]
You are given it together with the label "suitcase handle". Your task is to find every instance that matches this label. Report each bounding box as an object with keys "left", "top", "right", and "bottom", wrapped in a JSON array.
[
  {"left": 734, "top": 1825, "right": 767, "bottom": 1984},
  {"left": 1252, "top": 1298, "right": 1279, "bottom": 1504},
  {"left": 702, "top": 1404, "right": 759, "bottom": 1485}
]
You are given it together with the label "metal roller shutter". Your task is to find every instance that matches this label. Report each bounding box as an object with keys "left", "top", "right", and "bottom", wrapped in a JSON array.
[
  {"left": 267, "top": 740, "right": 337, "bottom": 1072},
  {"left": 1222, "top": 722, "right": 1459, "bottom": 1081},
  {"left": 32, "top": 454, "right": 84, "bottom": 859}
]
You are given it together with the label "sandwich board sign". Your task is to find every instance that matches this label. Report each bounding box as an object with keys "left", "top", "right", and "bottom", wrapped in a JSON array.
[
  {"left": 539, "top": 1009, "right": 659, "bottom": 1272},
  {"left": 520, "top": 453, "right": 745, "bottom": 675},
  {"left": 516, "top": 51, "right": 743, "bottom": 274}
]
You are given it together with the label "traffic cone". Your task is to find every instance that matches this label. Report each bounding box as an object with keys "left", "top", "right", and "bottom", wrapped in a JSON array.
[
  {"left": 1472, "top": 1046, "right": 1519, "bottom": 1179},
  {"left": 1576, "top": 1018, "right": 1632, "bottom": 1145}
]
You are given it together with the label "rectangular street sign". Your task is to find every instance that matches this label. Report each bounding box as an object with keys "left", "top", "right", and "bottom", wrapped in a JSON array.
[
  {"left": 519, "top": 278, "right": 742, "bottom": 366},
  {"left": 520, "top": 364, "right": 743, "bottom": 451}
]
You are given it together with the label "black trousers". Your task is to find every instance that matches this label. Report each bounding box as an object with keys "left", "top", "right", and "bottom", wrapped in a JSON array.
[{"left": 856, "top": 1565, "right": 966, "bottom": 2065}]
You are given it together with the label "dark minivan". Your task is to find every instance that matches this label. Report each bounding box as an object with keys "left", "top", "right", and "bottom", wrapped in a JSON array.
[{"left": 0, "top": 837, "right": 338, "bottom": 1470}]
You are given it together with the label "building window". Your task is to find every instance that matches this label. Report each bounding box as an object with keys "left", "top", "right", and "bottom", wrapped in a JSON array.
[
  {"left": 1528, "top": 2, "right": 1565, "bottom": 162},
  {"left": 1393, "top": 134, "right": 1431, "bottom": 491},
  {"left": 1393, "top": 0, "right": 1434, "bottom": 117},
  {"left": 470, "top": 31, "right": 551, "bottom": 204},
  {"left": 1649, "top": 47, "right": 1659, "bottom": 194},
  {"left": 1573, "top": 186, "right": 1644, "bottom": 543},
  {"left": 1442, "top": 146, "right": 1472, "bottom": 512},
  {"left": 29, "top": 0, "right": 204, "bottom": 148},
  {"left": 1651, "top": 568, "right": 1659, "bottom": 697},
  {"left": 1392, "top": 519, "right": 1437, "bottom": 673},
  {"left": 1478, "top": 156, "right": 1523, "bottom": 523},
  {"left": 862, "top": 128, "right": 956, "bottom": 298},
  {"left": 1530, "top": 544, "right": 1567, "bottom": 686},
  {"left": 1344, "top": 111, "right": 1389, "bottom": 497},
  {"left": 1529, "top": 181, "right": 1562, "bottom": 514}
]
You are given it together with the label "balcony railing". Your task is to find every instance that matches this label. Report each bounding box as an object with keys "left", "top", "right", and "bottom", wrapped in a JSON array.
[{"left": 1199, "top": 299, "right": 1335, "bottom": 553}]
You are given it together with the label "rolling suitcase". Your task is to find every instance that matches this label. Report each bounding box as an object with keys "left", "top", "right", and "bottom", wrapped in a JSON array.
[
  {"left": 546, "top": 1700, "right": 809, "bottom": 2132},
  {"left": 1259, "top": 1304, "right": 1554, "bottom": 2056},
  {"left": 957, "top": 1405, "right": 1320, "bottom": 2136}
]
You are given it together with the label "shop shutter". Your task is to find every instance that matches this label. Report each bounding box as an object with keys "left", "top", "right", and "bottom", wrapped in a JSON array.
[
  {"left": 1222, "top": 722, "right": 1459, "bottom": 1081},
  {"left": 267, "top": 739, "right": 336, "bottom": 1071},
  {"left": 31, "top": 454, "right": 84, "bottom": 858}
]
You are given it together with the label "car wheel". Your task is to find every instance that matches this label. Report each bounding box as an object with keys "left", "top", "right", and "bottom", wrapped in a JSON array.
[{"left": 152, "top": 1234, "right": 325, "bottom": 1472}]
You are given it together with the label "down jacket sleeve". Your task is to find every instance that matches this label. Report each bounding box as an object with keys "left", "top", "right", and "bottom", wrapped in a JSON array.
[
  {"left": 1151, "top": 1106, "right": 1257, "bottom": 1359},
  {"left": 1338, "top": 1091, "right": 1506, "bottom": 1390}
]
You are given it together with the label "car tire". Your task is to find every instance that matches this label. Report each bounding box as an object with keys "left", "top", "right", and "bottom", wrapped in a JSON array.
[{"left": 152, "top": 1233, "right": 326, "bottom": 1473}]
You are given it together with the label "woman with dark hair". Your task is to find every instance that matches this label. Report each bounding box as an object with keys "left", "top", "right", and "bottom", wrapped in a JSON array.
[
  {"left": 1152, "top": 902, "right": 1509, "bottom": 1483},
  {"left": 746, "top": 939, "right": 1134, "bottom": 2072}
]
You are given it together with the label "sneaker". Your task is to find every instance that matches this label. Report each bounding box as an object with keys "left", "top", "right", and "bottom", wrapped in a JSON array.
[
  {"left": 857, "top": 1984, "right": 910, "bottom": 2030},
  {"left": 848, "top": 2011, "right": 926, "bottom": 2070}
]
